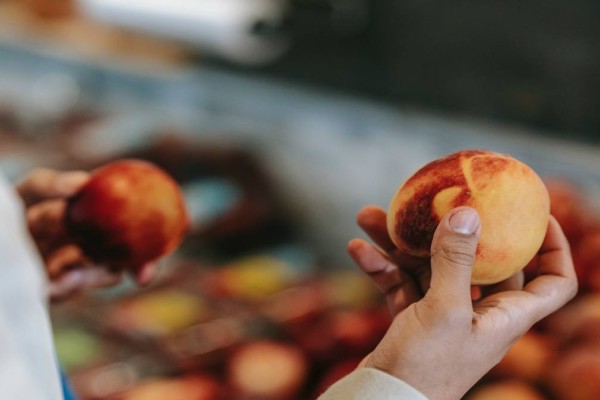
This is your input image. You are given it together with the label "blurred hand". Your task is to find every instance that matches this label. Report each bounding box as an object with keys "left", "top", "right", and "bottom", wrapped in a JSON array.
[
  {"left": 348, "top": 206, "right": 578, "bottom": 400},
  {"left": 17, "top": 169, "right": 157, "bottom": 302}
]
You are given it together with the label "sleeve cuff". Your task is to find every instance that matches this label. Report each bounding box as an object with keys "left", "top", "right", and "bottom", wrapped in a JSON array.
[{"left": 318, "top": 367, "right": 428, "bottom": 400}]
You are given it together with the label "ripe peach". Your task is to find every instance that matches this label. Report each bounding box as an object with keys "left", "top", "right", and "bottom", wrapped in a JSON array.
[
  {"left": 387, "top": 150, "right": 550, "bottom": 285},
  {"left": 65, "top": 159, "right": 189, "bottom": 271}
]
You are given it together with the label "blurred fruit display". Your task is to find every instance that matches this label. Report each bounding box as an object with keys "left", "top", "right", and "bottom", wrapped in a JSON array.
[
  {"left": 465, "top": 180, "right": 600, "bottom": 400},
  {"left": 4, "top": 98, "right": 600, "bottom": 399},
  {"left": 54, "top": 174, "right": 600, "bottom": 400},
  {"left": 51, "top": 257, "right": 388, "bottom": 400}
]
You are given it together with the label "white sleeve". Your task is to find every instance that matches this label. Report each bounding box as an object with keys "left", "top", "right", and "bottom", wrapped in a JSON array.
[
  {"left": 0, "top": 175, "right": 64, "bottom": 400},
  {"left": 319, "top": 368, "right": 428, "bottom": 400}
]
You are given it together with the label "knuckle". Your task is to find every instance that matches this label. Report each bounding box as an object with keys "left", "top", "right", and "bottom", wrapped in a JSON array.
[
  {"left": 27, "top": 168, "right": 55, "bottom": 182},
  {"left": 422, "top": 297, "right": 471, "bottom": 327},
  {"left": 547, "top": 276, "right": 579, "bottom": 308},
  {"left": 17, "top": 168, "right": 55, "bottom": 193},
  {"left": 565, "top": 276, "right": 579, "bottom": 301}
]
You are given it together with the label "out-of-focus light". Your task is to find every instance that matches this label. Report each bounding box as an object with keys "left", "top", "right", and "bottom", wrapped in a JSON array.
[
  {"left": 31, "top": 73, "right": 80, "bottom": 115},
  {"left": 78, "top": 0, "right": 290, "bottom": 65}
]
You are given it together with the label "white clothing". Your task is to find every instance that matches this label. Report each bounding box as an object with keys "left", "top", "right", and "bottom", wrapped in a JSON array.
[
  {"left": 0, "top": 174, "right": 63, "bottom": 400},
  {"left": 319, "top": 368, "right": 428, "bottom": 400}
]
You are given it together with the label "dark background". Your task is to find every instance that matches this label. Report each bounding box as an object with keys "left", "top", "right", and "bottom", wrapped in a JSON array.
[{"left": 233, "top": 0, "right": 600, "bottom": 143}]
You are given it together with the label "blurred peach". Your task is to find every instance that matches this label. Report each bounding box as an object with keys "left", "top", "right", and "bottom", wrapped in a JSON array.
[
  {"left": 489, "top": 332, "right": 553, "bottom": 382},
  {"left": 544, "top": 294, "right": 600, "bottom": 347},
  {"left": 546, "top": 179, "right": 590, "bottom": 242},
  {"left": 466, "top": 380, "right": 546, "bottom": 400},
  {"left": 572, "top": 230, "right": 600, "bottom": 291},
  {"left": 228, "top": 341, "right": 308, "bottom": 400},
  {"left": 121, "top": 375, "right": 222, "bottom": 400},
  {"left": 545, "top": 346, "right": 600, "bottom": 400}
]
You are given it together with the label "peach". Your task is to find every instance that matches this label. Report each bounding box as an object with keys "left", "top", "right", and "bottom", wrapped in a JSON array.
[
  {"left": 544, "top": 293, "right": 600, "bottom": 347},
  {"left": 571, "top": 230, "right": 600, "bottom": 292},
  {"left": 489, "top": 332, "right": 553, "bottom": 382},
  {"left": 387, "top": 150, "right": 550, "bottom": 285},
  {"left": 65, "top": 159, "right": 189, "bottom": 271},
  {"left": 228, "top": 340, "right": 307, "bottom": 399},
  {"left": 545, "top": 179, "right": 591, "bottom": 242},
  {"left": 466, "top": 381, "right": 546, "bottom": 400},
  {"left": 545, "top": 346, "right": 600, "bottom": 400},
  {"left": 121, "top": 375, "right": 222, "bottom": 400}
]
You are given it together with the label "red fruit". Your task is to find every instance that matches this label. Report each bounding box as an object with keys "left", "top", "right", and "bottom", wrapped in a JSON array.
[
  {"left": 544, "top": 294, "right": 600, "bottom": 347},
  {"left": 488, "top": 332, "right": 553, "bottom": 382},
  {"left": 388, "top": 150, "right": 550, "bottom": 285},
  {"left": 65, "top": 159, "right": 189, "bottom": 270},
  {"left": 546, "top": 179, "right": 589, "bottom": 242},
  {"left": 545, "top": 346, "right": 600, "bottom": 400},
  {"left": 121, "top": 374, "right": 223, "bottom": 400},
  {"left": 466, "top": 380, "right": 546, "bottom": 400},
  {"left": 228, "top": 341, "right": 307, "bottom": 400},
  {"left": 572, "top": 230, "right": 600, "bottom": 291}
]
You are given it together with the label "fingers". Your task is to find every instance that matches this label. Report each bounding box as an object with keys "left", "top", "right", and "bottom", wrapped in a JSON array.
[
  {"left": 427, "top": 207, "right": 481, "bottom": 311},
  {"left": 481, "top": 271, "right": 525, "bottom": 298},
  {"left": 356, "top": 205, "right": 396, "bottom": 252},
  {"left": 356, "top": 205, "right": 428, "bottom": 272},
  {"left": 522, "top": 216, "right": 578, "bottom": 318},
  {"left": 48, "top": 270, "right": 87, "bottom": 302},
  {"left": 17, "top": 169, "right": 89, "bottom": 207},
  {"left": 476, "top": 216, "right": 579, "bottom": 335},
  {"left": 21, "top": 169, "right": 90, "bottom": 259},
  {"left": 27, "top": 200, "right": 71, "bottom": 258},
  {"left": 134, "top": 263, "right": 158, "bottom": 287},
  {"left": 48, "top": 258, "right": 150, "bottom": 302},
  {"left": 18, "top": 168, "right": 158, "bottom": 298},
  {"left": 348, "top": 239, "right": 421, "bottom": 313},
  {"left": 49, "top": 267, "right": 123, "bottom": 303},
  {"left": 46, "top": 245, "right": 85, "bottom": 278}
]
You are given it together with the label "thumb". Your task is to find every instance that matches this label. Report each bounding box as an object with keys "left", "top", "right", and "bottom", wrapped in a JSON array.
[{"left": 427, "top": 207, "right": 481, "bottom": 310}]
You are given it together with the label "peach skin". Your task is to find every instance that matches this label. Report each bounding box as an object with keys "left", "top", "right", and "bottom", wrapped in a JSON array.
[
  {"left": 387, "top": 149, "right": 550, "bottom": 285},
  {"left": 65, "top": 160, "right": 189, "bottom": 274}
]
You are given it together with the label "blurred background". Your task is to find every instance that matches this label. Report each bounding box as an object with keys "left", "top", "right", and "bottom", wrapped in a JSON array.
[{"left": 2, "top": 1, "right": 600, "bottom": 399}]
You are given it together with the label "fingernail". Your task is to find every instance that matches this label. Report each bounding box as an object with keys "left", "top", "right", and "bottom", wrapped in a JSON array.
[
  {"left": 449, "top": 209, "right": 479, "bottom": 235},
  {"left": 137, "top": 264, "right": 156, "bottom": 287},
  {"left": 63, "top": 270, "right": 85, "bottom": 286}
]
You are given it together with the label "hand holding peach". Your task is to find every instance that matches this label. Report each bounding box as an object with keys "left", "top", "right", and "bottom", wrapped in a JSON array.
[
  {"left": 347, "top": 206, "right": 577, "bottom": 400},
  {"left": 65, "top": 160, "right": 189, "bottom": 273},
  {"left": 17, "top": 160, "right": 188, "bottom": 301},
  {"left": 17, "top": 168, "right": 125, "bottom": 301}
]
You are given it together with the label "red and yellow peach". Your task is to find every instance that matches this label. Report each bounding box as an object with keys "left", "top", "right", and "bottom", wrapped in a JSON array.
[
  {"left": 65, "top": 159, "right": 189, "bottom": 272},
  {"left": 387, "top": 150, "right": 550, "bottom": 285}
]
